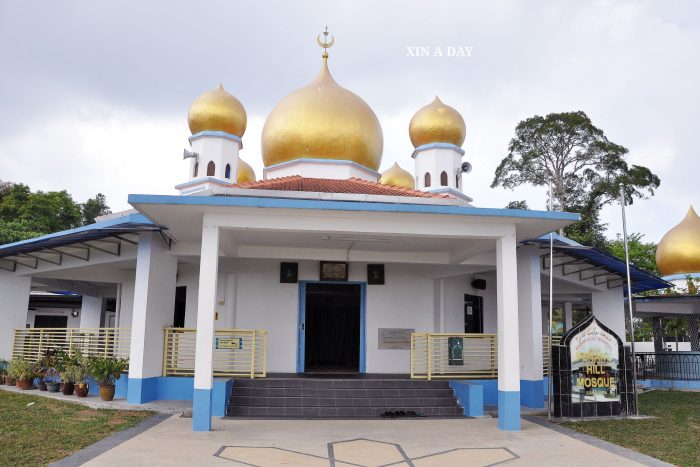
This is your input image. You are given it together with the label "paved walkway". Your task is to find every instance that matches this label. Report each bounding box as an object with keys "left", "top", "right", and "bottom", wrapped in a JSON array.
[{"left": 65, "top": 415, "right": 666, "bottom": 467}]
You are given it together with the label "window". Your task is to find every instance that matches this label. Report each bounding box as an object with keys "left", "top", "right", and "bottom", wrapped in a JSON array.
[
  {"left": 440, "top": 171, "right": 448, "bottom": 186},
  {"left": 456, "top": 174, "right": 459, "bottom": 188},
  {"left": 207, "top": 161, "right": 215, "bottom": 176},
  {"left": 193, "top": 162, "right": 198, "bottom": 177},
  {"left": 225, "top": 163, "right": 231, "bottom": 179},
  {"left": 424, "top": 172, "right": 431, "bottom": 187}
]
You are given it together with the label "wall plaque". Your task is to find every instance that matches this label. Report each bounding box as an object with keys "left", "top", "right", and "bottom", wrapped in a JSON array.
[
  {"left": 216, "top": 337, "right": 242, "bottom": 350},
  {"left": 320, "top": 261, "right": 348, "bottom": 281},
  {"left": 378, "top": 328, "right": 414, "bottom": 350}
]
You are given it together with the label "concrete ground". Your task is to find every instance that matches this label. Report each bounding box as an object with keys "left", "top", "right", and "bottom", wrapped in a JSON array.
[{"left": 70, "top": 415, "right": 665, "bottom": 467}]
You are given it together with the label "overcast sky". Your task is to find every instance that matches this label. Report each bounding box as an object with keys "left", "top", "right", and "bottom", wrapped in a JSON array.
[{"left": 1, "top": 0, "right": 698, "bottom": 242}]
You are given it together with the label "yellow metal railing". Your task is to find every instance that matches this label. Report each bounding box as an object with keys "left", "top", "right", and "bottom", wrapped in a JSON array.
[
  {"left": 163, "top": 327, "right": 267, "bottom": 378},
  {"left": 410, "top": 333, "right": 497, "bottom": 380},
  {"left": 12, "top": 328, "right": 131, "bottom": 360},
  {"left": 542, "top": 335, "right": 563, "bottom": 375}
]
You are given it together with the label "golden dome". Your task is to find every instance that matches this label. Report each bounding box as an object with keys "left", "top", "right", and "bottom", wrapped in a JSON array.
[
  {"left": 237, "top": 158, "right": 256, "bottom": 184},
  {"left": 188, "top": 84, "right": 247, "bottom": 137},
  {"left": 261, "top": 57, "right": 383, "bottom": 170},
  {"left": 409, "top": 96, "right": 466, "bottom": 148},
  {"left": 656, "top": 206, "right": 700, "bottom": 276},
  {"left": 379, "top": 162, "right": 415, "bottom": 189}
]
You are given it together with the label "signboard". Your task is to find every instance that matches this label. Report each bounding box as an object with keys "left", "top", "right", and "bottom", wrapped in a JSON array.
[
  {"left": 378, "top": 328, "right": 414, "bottom": 350},
  {"left": 569, "top": 319, "right": 620, "bottom": 403},
  {"left": 216, "top": 336, "right": 242, "bottom": 350},
  {"left": 448, "top": 337, "right": 464, "bottom": 366}
]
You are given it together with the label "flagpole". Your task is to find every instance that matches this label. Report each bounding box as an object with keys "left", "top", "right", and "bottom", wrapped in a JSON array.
[
  {"left": 547, "top": 182, "right": 554, "bottom": 420},
  {"left": 619, "top": 185, "right": 640, "bottom": 416}
]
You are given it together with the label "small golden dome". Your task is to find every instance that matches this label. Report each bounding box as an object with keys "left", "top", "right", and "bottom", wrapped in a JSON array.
[
  {"left": 656, "top": 206, "right": 700, "bottom": 276},
  {"left": 188, "top": 84, "right": 247, "bottom": 137},
  {"left": 237, "top": 158, "right": 256, "bottom": 184},
  {"left": 261, "top": 57, "right": 383, "bottom": 170},
  {"left": 409, "top": 96, "right": 466, "bottom": 148},
  {"left": 379, "top": 162, "right": 415, "bottom": 189}
]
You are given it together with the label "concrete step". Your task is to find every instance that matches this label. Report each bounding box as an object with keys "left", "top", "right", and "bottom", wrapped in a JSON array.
[
  {"left": 230, "top": 386, "right": 456, "bottom": 398},
  {"left": 228, "top": 395, "right": 459, "bottom": 408},
  {"left": 227, "top": 405, "right": 463, "bottom": 418},
  {"left": 231, "top": 378, "right": 451, "bottom": 390}
]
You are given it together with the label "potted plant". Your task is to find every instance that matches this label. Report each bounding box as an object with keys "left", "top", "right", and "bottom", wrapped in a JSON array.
[
  {"left": 4, "top": 357, "right": 16, "bottom": 386},
  {"left": 72, "top": 351, "right": 89, "bottom": 397},
  {"left": 60, "top": 364, "right": 77, "bottom": 395},
  {"left": 9, "top": 357, "right": 35, "bottom": 390},
  {"left": 0, "top": 359, "right": 8, "bottom": 385},
  {"left": 87, "top": 355, "right": 128, "bottom": 401},
  {"left": 33, "top": 355, "right": 50, "bottom": 391}
]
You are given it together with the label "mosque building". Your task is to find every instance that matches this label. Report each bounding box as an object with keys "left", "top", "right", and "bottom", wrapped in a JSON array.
[{"left": 0, "top": 32, "right": 681, "bottom": 431}]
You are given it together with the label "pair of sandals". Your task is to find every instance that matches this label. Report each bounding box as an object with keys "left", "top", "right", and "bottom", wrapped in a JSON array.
[{"left": 380, "top": 410, "right": 418, "bottom": 418}]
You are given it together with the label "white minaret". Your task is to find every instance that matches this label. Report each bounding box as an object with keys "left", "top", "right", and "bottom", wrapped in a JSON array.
[
  {"left": 409, "top": 96, "right": 472, "bottom": 202},
  {"left": 176, "top": 84, "right": 247, "bottom": 196}
]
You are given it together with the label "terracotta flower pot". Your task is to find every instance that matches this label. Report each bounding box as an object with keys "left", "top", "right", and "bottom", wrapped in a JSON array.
[
  {"left": 16, "top": 379, "right": 34, "bottom": 390},
  {"left": 46, "top": 382, "right": 61, "bottom": 392},
  {"left": 99, "top": 385, "right": 115, "bottom": 401},
  {"left": 62, "top": 382, "right": 75, "bottom": 395},
  {"left": 75, "top": 383, "right": 89, "bottom": 397},
  {"left": 6, "top": 376, "right": 16, "bottom": 386},
  {"left": 37, "top": 381, "right": 48, "bottom": 391}
]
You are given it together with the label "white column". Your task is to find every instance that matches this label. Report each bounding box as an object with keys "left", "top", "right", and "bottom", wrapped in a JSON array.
[
  {"left": 127, "top": 232, "right": 177, "bottom": 403},
  {"left": 496, "top": 229, "right": 521, "bottom": 430},
  {"left": 79, "top": 295, "right": 102, "bottom": 328},
  {"left": 517, "top": 246, "right": 544, "bottom": 408},
  {"left": 564, "top": 302, "right": 573, "bottom": 331},
  {"left": 0, "top": 272, "right": 31, "bottom": 359},
  {"left": 591, "top": 289, "right": 626, "bottom": 340},
  {"left": 192, "top": 222, "right": 220, "bottom": 431}
]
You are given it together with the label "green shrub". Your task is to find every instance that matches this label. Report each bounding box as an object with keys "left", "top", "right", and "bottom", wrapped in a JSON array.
[
  {"left": 87, "top": 356, "right": 128, "bottom": 387},
  {"left": 8, "top": 357, "right": 35, "bottom": 381}
]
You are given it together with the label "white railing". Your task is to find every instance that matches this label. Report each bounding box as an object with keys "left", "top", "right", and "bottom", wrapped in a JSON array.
[{"left": 163, "top": 327, "right": 267, "bottom": 378}]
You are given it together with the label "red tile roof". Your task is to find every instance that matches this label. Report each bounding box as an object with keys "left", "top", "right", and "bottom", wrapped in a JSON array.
[{"left": 232, "top": 176, "right": 454, "bottom": 199}]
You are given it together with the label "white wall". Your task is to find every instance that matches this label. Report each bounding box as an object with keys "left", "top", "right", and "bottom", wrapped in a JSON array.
[
  {"left": 591, "top": 288, "right": 626, "bottom": 340},
  {"left": 0, "top": 272, "right": 31, "bottom": 359},
  {"left": 182, "top": 259, "right": 496, "bottom": 373},
  {"left": 635, "top": 341, "right": 692, "bottom": 352},
  {"left": 79, "top": 295, "right": 102, "bottom": 328}
]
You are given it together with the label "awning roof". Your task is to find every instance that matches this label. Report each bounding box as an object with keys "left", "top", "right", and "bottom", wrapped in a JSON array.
[
  {"left": 0, "top": 213, "right": 164, "bottom": 272},
  {"left": 525, "top": 234, "right": 672, "bottom": 294}
]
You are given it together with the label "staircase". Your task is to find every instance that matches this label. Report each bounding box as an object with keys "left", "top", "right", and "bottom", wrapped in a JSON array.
[{"left": 226, "top": 377, "right": 464, "bottom": 418}]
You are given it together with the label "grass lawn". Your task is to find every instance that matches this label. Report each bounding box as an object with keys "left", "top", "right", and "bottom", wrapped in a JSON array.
[
  {"left": 0, "top": 390, "right": 154, "bottom": 466},
  {"left": 563, "top": 390, "right": 700, "bottom": 467}
]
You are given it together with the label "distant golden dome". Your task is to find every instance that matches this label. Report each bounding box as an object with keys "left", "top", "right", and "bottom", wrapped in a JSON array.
[
  {"left": 237, "top": 158, "right": 256, "bottom": 184},
  {"left": 261, "top": 57, "right": 383, "bottom": 170},
  {"left": 409, "top": 96, "right": 466, "bottom": 148},
  {"left": 188, "top": 84, "right": 247, "bottom": 137},
  {"left": 656, "top": 206, "right": 700, "bottom": 276},
  {"left": 379, "top": 162, "right": 415, "bottom": 189}
]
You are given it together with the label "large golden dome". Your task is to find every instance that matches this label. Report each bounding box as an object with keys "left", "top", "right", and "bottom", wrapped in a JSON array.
[
  {"left": 409, "top": 96, "right": 466, "bottom": 148},
  {"left": 237, "top": 158, "right": 256, "bottom": 184},
  {"left": 188, "top": 84, "right": 247, "bottom": 137},
  {"left": 656, "top": 206, "right": 700, "bottom": 276},
  {"left": 379, "top": 162, "right": 415, "bottom": 189},
  {"left": 261, "top": 57, "right": 383, "bottom": 170}
]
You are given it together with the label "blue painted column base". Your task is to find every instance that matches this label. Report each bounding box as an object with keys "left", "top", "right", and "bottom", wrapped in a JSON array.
[
  {"left": 193, "top": 388, "right": 213, "bottom": 432},
  {"left": 498, "top": 390, "right": 521, "bottom": 431},
  {"left": 520, "top": 379, "right": 545, "bottom": 409}
]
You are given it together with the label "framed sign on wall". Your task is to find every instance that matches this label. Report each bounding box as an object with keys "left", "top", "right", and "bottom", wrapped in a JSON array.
[{"left": 320, "top": 261, "right": 349, "bottom": 281}]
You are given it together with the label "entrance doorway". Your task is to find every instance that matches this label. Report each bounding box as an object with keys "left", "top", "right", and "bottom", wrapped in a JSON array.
[
  {"left": 464, "top": 294, "right": 483, "bottom": 333},
  {"left": 34, "top": 315, "right": 68, "bottom": 328},
  {"left": 300, "top": 282, "right": 363, "bottom": 373}
]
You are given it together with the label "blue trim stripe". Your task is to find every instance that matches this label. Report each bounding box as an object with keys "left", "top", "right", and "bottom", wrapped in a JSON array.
[
  {"left": 0, "top": 213, "right": 153, "bottom": 251},
  {"left": 498, "top": 390, "right": 521, "bottom": 431},
  {"left": 193, "top": 388, "right": 213, "bottom": 431},
  {"left": 129, "top": 194, "right": 580, "bottom": 222},
  {"left": 188, "top": 130, "right": 242, "bottom": 143},
  {"left": 126, "top": 376, "right": 159, "bottom": 404},
  {"left": 265, "top": 158, "right": 380, "bottom": 177},
  {"left": 520, "top": 379, "right": 544, "bottom": 409},
  {"left": 412, "top": 142, "right": 465, "bottom": 156}
]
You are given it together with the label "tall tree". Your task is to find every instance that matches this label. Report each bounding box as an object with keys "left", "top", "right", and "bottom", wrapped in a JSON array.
[
  {"left": 82, "top": 193, "right": 111, "bottom": 224},
  {"left": 491, "top": 111, "right": 660, "bottom": 246}
]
